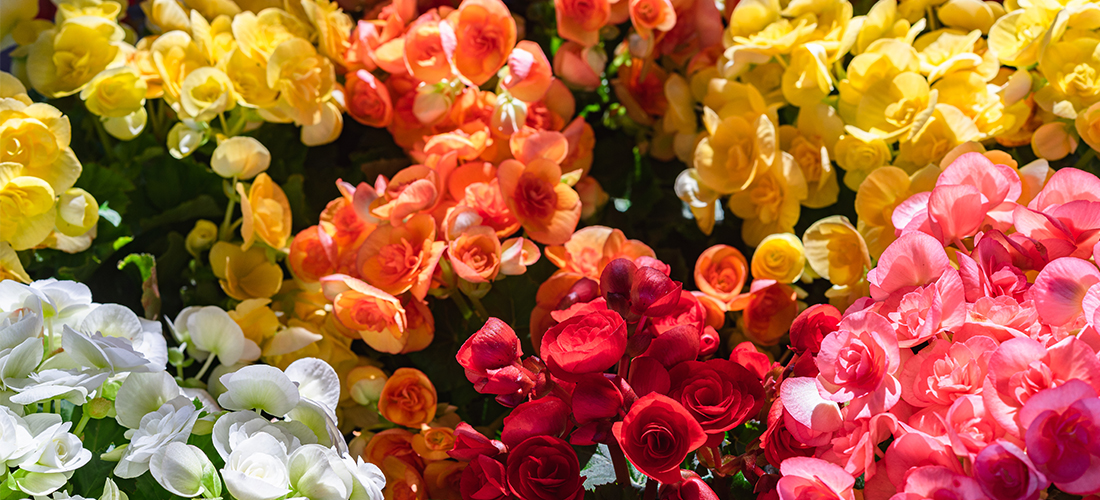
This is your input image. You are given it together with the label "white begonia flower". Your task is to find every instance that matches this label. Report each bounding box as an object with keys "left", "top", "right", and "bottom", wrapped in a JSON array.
[
  {"left": 342, "top": 454, "right": 386, "bottom": 500},
  {"left": 207, "top": 362, "right": 247, "bottom": 400},
  {"left": 19, "top": 420, "right": 91, "bottom": 474},
  {"left": 285, "top": 358, "right": 340, "bottom": 414},
  {"left": 0, "top": 405, "right": 37, "bottom": 467},
  {"left": 78, "top": 304, "right": 142, "bottom": 340},
  {"left": 6, "top": 369, "right": 109, "bottom": 406},
  {"left": 288, "top": 444, "right": 353, "bottom": 500},
  {"left": 114, "top": 371, "right": 186, "bottom": 429},
  {"left": 100, "top": 478, "right": 129, "bottom": 500},
  {"left": 150, "top": 442, "right": 218, "bottom": 498},
  {"left": 172, "top": 306, "right": 252, "bottom": 366},
  {"left": 222, "top": 432, "right": 292, "bottom": 500},
  {"left": 28, "top": 279, "right": 97, "bottom": 332},
  {"left": 218, "top": 364, "right": 300, "bottom": 416},
  {"left": 212, "top": 411, "right": 314, "bottom": 462},
  {"left": 286, "top": 398, "right": 344, "bottom": 452},
  {"left": 61, "top": 326, "right": 151, "bottom": 374},
  {"left": 211, "top": 136, "right": 271, "bottom": 180},
  {"left": 114, "top": 400, "right": 200, "bottom": 478},
  {"left": 262, "top": 326, "right": 323, "bottom": 358},
  {"left": 0, "top": 307, "right": 42, "bottom": 351},
  {"left": 1, "top": 336, "right": 43, "bottom": 387}
]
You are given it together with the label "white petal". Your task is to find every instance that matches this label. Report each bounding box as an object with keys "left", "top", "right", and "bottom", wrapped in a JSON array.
[
  {"left": 114, "top": 371, "right": 183, "bottom": 429},
  {"left": 186, "top": 307, "right": 245, "bottom": 366},
  {"left": 217, "top": 365, "right": 299, "bottom": 416},
  {"left": 79, "top": 304, "right": 142, "bottom": 339},
  {"left": 285, "top": 358, "right": 340, "bottom": 414},
  {"left": 262, "top": 327, "right": 322, "bottom": 357}
]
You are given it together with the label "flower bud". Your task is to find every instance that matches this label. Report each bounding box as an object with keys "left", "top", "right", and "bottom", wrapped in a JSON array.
[
  {"left": 348, "top": 365, "right": 389, "bottom": 406},
  {"left": 211, "top": 136, "right": 271, "bottom": 180},
  {"left": 630, "top": 265, "right": 682, "bottom": 317},
  {"left": 55, "top": 188, "right": 100, "bottom": 237},
  {"left": 149, "top": 442, "right": 219, "bottom": 498},
  {"left": 555, "top": 277, "right": 601, "bottom": 311},
  {"left": 185, "top": 220, "right": 218, "bottom": 257},
  {"left": 413, "top": 84, "right": 454, "bottom": 125},
  {"left": 600, "top": 258, "right": 638, "bottom": 318},
  {"left": 88, "top": 397, "right": 113, "bottom": 419}
]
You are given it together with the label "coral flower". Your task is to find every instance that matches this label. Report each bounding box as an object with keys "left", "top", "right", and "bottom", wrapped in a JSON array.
[
  {"left": 357, "top": 213, "right": 446, "bottom": 300},
  {"left": 448, "top": 225, "right": 503, "bottom": 283},
  {"left": 502, "top": 41, "right": 554, "bottom": 103},
  {"left": 545, "top": 226, "right": 655, "bottom": 280},
  {"left": 694, "top": 244, "right": 749, "bottom": 307},
  {"left": 554, "top": 0, "right": 610, "bottom": 47},
  {"left": 346, "top": 69, "right": 393, "bottom": 128},
  {"left": 288, "top": 225, "right": 338, "bottom": 283},
  {"left": 440, "top": 0, "right": 517, "bottom": 87},
  {"left": 403, "top": 13, "right": 455, "bottom": 84},
  {"left": 629, "top": 0, "right": 676, "bottom": 40},
  {"left": 498, "top": 158, "right": 581, "bottom": 245},
  {"left": 379, "top": 368, "right": 439, "bottom": 428}
]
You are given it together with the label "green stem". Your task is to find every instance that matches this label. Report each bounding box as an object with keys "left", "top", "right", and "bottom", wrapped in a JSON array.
[
  {"left": 465, "top": 292, "right": 489, "bottom": 321},
  {"left": 92, "top": 118, "right": 115, "bottom": 159},
  {"left": 451, "top": 290, "right": 474, "bottom": 321},
  {"left": 218, "top": 113, "right": 231, "bottom": 137},
  {"left": 194, "top": 354, "right": 217, "bottom": 382},
  {"left": 73, "top": 411, "right": 91, "bottom": 436},
  {"left": 219, "top": 178, "right": 239, "bottom": 241}
]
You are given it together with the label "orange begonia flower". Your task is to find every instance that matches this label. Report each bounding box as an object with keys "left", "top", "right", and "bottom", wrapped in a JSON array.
[
  {"left": 239, "top": 173, "right": 292, "bottom": 251},
  {"left": 612, "top": 58, "right": 669, "bottom": 127},
  {"left": 378, "top": 367, "right": 438, "bottom": 427},
  {"left": 381, "top": 456, "right": 427, "bottom": 500},
  {"left": 509, "top": 127, "right": 569, "bottom": 166},
  {"left": 554, "top": 0, "right": 610, "bottom": 47},
  {"left": 694, "top": 244, "right": 749, "bottom": 308},
  {"left": 363, "top": 428, "right": 423, "bottom": 470},
  {"left": 357, "top": 213, "right": 446, "bottom": 300},
  {"left": 497, "top": 158, "right": 581, "bottom": 245},
  {"left": 322, "top": 274, "right": 411, "bottom": 354},
  {"left": 403, "top": 12, "right": 455, "bottom": 83},
  {"left": 423, "top": 461, "right": 465, "bottom": 500},
  {"left": 544, "top": 225, "right": 655, "bottom": 280},
  {"left": 401, "top": 294, "right": 435, "bottom": 353},
  {"left": 561, "top": 117, "right": 596, "bottom": 178},
  {"left": 369, "top": 166, "right": 440, "bottom": 225},
  {"left": 447, "top": 225, "right": 502, "bottom": 283},
  {"left": 440, "top": 0, "right": 517, "bottom": 87},
  {"left": 629, "top": 0, "right": 676, "bottom": 40},
  {"left": 411, "top": 426, "right": 456, "bottom": 461},
  {"left": 733, "top": 279, "right": 798, "bottom": 347},
  {"left": 502, "top": 41, "right": 554, "bottom": 103},
  {"left": 288, "top": 225, "right": 338, "bottom": 283},
  {"left": 346, "top": 69, "right": 394, "bottom": 128}
]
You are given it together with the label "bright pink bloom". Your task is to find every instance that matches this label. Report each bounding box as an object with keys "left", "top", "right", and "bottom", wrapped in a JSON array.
[
  {"left": 1027, "top": 257, "right": 1100, "bottom": 328},
  {"left": 1027, "top": 167, "right": 1100, "bottom": 213},
  {"left": 818, "top": 413, "right": 898, "bottom": 479},
  {"left": 899, "top": 335, "right": 997, "bottom": 409},
  {"left": 776, "top": 457, "right": 855, "bottom": 500},
  {"left": 815, "top": 311, "right": 902, "bottom": 418},
  {"left": 890, "top": 466, "right": 990, "bottom": 500},
  {"left": 1020, "top": 379, "right": 1100, "bottom": 495},
  {"left": 974, "top": 440, "right": 1049, "bottom": 500},
  {"left": 883, "top": 431, "right": 966, "bottom": 489},
  {"left": 780, "top": 377, "right": 842, "bottom": 447},
  {"left": 943, "top": 395, "right": 1005, "bottom": 461},
  {"left": 876, "top": 266, "right": 965, "bottom": 348},
  {"left": 956, "top": 296, "right": 1041, "bottom": 343},
  {"left": 867, "top": 232, "right": 951, "bottom": 301},
  {"left": 957, "top": 234, "right": 1032, "bottom": 303},
  {"left": 983, "top": 337, "right": 1100, "bottom": 437}
]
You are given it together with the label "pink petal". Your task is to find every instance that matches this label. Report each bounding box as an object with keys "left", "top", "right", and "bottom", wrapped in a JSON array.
[
  {"left": 867, "top": 232, "right": 951, "bottom": 301},
  {"left": 1028, "top": 257, "right": 1100, "bottom": 326},
  {"left": 928, "top": 184, "right": 985, "bottom": 244},
  {"left": 1018, "top": 379, "right": 1097, "bottom": 431},
  {"left": 1028, "top": 167, "right": 1100, "bottom": 212},
  {"left": 781, "top": 377, "right": 842, "bottom": 434},
  {"left": 938, "top": 152, "right": 1022, "bottom": 206}
]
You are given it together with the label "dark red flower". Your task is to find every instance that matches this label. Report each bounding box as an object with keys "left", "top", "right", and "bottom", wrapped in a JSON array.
[
  {"left": 450, "top": 422, "right": 507, "bottom": 462},
  {"left": 461, "top": 455, "right": 509, "bottom": 500},
  {"left": 501, "top": 396, "right": 572, "bottom": 449},
  {"left": 541, "top": 309, "right": 628, "bottom": 380},
  {"left": 506, "top": 436, "right": 585, "bottom": 500},
  {"left": 668, "top": 359, "right": 764, "bottom": 438},
  {"left": 789, "top": 304, "right": 841, "bottom": 356},
  {"left": 612, "top": 393, "right": 707, "bottom": 484}
]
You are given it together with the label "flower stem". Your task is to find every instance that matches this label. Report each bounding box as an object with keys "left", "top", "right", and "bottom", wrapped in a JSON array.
[
  {"left": 465, "top": 292, "right": 489, "bottom": 321},
  {"left": 194, "top": 354, "right": 217, "bottom": 382},
  {"left": 608, "top": 439, "right": 632, "bottom": 489},
  {"left": 451, "top": 290, "right": 474, "bottom": 321},
  {"left": 74, "top": 411, "right": 91, "bottom": 436},
  {"left": 219, "top": 178, "right": 239, "bottom": 241}
]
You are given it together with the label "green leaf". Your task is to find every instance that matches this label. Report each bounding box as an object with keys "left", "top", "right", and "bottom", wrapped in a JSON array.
[
  {"left": 99, "top": 202, "right": 123, "bottom": 227},
  {"left": 580, "top": 445, "right": 644, "bottom": 491},
  {"left": 138, "top": 195, "right": 222, "bottom": 231}
]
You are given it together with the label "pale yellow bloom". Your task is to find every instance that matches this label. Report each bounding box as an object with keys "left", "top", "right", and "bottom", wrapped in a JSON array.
[
  {"left": 80, "top": 67, "right": 147, "bottom": 118},
  {"left": 55, "top": 1, "right": 123, "bottom": 24},
  {"left": 937, "top": 0, "right": 1003, "bottom": 33},
  {"left": 780, "top": 123, "right": 839, "bottom": 208},
  {"left": 781, "top": 43, "right": 834, "bottom": 107},
  {"left": 726, "top": 0, "right": 781, "bottom": 39},
  {"left": 751, "top": 232, "right": 806, "bottom": 283},
  {"left": 835, "top": 127, "right": 892, "bottom": 190},
  {"left": 186, "top": 0, "right": 241, "bottom": 20},
  {"left": 0, "top": 242, "right": 30, "bottom": 283},
  {"left": 0, "top": 71, "right": 33, "bottom": 104},
  {"left": 802, "top": 215, "right": 871, "bottom": 287},
  {"left": 26, "top": 16, "right": 128, "bottom": 98},
  {"left": 141, "top": 0, "right": 190, "bottom": 33},
  {"left": 191, "top": 12, "right": 237, "bottom": 64},
  {"left": 185, "top": 219, "right": 218, "bottom": 256},
  {"left": 894, "top": 103, "right": 981, "bottom": 171},
  {"left": 675, "top": 168, "right": 720, "bottom": 235},
  {"left": 231, "top": 8, "right": 310, "bottom": 61},
  {"left": 0, "top": 99, "right": 82, "bottom": 193},
  {"left": 853, "top": 0, "right": 911, "bottom": 54},
  {"left": 300, "top": 99, "right": 343, "bottom": 146},
  {"left": 1075, "top": 100, "right": 1100, "bottom": 152},
  {"left": 150, "top": 30, "right": 207, "bottom": 103},
  {"left": 1, "top": 0, "right": 38, "bottom": 50},
  {"left": 209, "top": 240, "right": 283, "bottom": 300},
  {"left": 987, "top": 6, "right": 1062, "bottom": 68},
  {"left": 914, "top": 29, "right": 996, "bottom": 82},
  {"left": 211, "top": 136, "right": 270, "bottom": 179},
  {"left": 266, "top": 37, "right": 335, "bottom": 126},
  {"left": 694, "top": 111, "right": 778, "bottom": 194},
  {"left": 1035, "top": 30, "right": 1100, "bottom": 119},
  {"left": 854, "top": 71, "right": 933, "bottom": 140},
  {"left": 728, "top": 152, "right": 808, "bottom": 247},
  {"left": 53, "top": 187, "right": 99, "bottom": 237},
  {"left": 0, "top": 162, "right": 56, "bottom": 251},
  {"left": 238, "top": 173, "right": 292, "bottom": 251},
  {"left": 178, "top": 66, "right": 236, "bottom": 121},
  {"left": 302, "top": 0, "right": 352, "bottom": 66},
  {"left": 837, "top": 38, "right": 920, "bottom": 121},
  {"left": 222, "top": 48, "right": 280, "bottom": 109},
  {"left": 854, "top": 164, "right": 939, "bottom": 257}
]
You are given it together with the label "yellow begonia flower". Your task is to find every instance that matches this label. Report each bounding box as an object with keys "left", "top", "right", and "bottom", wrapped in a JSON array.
[
  {"left": 987, "top": 6, "right": 1062, "bottom": 68},
  {"left": 229, "top": 298, "right": 281, "bottom": 346},
  {"left": 186, "top": 0, "right": 241, "bottom": 21},
  {"left": 854, "top": 72, "right": 933, "bottom": 141},
  {"left": 1, "top": 0, "right": 38, "bottom": 50},
  {"left": 781, "top": 43, "right": 834, "bottom": 107},
  {"left": 80, "top": 67, "right": 147, "bottom": 118},
  {"left": 897, "top": 0, "right": 949, "bottom": 23},
  {"left": 780, "top": 124, "right": 838, "bottom": 208},
  {"left": 728, "top": 152, "right": 808, "bottom": 247},
  {"left": 663, "top": 74, "right": 697, "bottom": 136},
  {"left": 825, "top": 279, "right": 869, "bottom": 311},
  {"left": 933, "top": 70, "right": 1020, "bottom": 139},
  {"left": 54, "top": 188, "right": 99, "bottom": 237},
  {"left": 0, "top": 99, "right": 82, "bottom": 193},
  {"left": 914, "top": 29, "right": 995, "bottom": 82},
  {"left": 266, "top": 37, "right": 336, "bottom": 127},
  {"left": 741, "top": 61, "right": 786, "bottom": 106},
  {"left": 675, "top": 168, "right": 720, "bottom": 235},
  {"left": 1075, "top": 100, "right": 1100, "bottom": 152},
  {"left": 209, "top": 240, "right": 283, "bottom": 300},
  {"left": 730, "top": 16, "right": 818, "bottom": 57},
  {"left": 703, "top": 79, "right": 776, "bottom": 123},
  {"left": 0, "top": 71, "right": 32, "bottom": 104},
  {"left": 750, "top": 232, "right": 806, "bottom": 283},
  {"left": 1035, "top": 30, "right": 1100, "bottom": 119},
  {"left": 185, "top": 219, "right": 218, "bottom": 257},
  {"left": 128, "top": 38, "right": 165, "bottom": 99},
  {"left": 212, "top": 136, "right": 271, "bottom": 179},
  {"left": 179, "top": 66, "right": 236, "bottom": 121},
  {"left": 231, "top": 8, "right": 311, "bottom": 61},
  {"left": 937, "top": 0, "right": 1002, "bottom": 33},
  {"left": 894, "top": 103, "right": 981, "bottom": 171},
  {"left": 838, "top": 38, "right": 920, "bottom": 122},
  {"left": 0, "top": 163, "right": 56, "bottom": 251},
  {"left": 836, "top": 126, "right": 892, "bottom": 190},
  {"left": 302, "top": 0, "right": 353, "bottom": 67},
  {"left": 854, "top": 164, "right": 938, "bottom": 258},
  {"left": 0, "top": 242, "right": 30, "bottom": 283},
  {"left": 26, "top": 16, "right": 128, "bottom": 98},
  {"left": 695, "top": 111, "right": 778, "bottom": 195},
  {"left": 726, "top": 0, "right": 781, "bottom": 39},
  {"left": 301, "top": 100, "right": 343, "bottom": 146},
  {"left": 55, "top": 1, "right": 123, "bottom": 24},
  {"left": 150, "top": 30, "right": 207, "bottom": 104},
  {"left": 802, "top": 215, "right": 871, "bottom": 287},
  {"left": 223, "top": 48, "right": 281, "bottom": 109},
  {"left": 191, "top": 12, "right": 237, "bottom": 64},
  {"left": 238, "top": 173, "right": 292, "bottom": 251},
  {"left": 853, "top": 0, "right": 910, "bottom": 55},
  {"left": 141, "top": 0, "right": 190, "bottom": 33}
]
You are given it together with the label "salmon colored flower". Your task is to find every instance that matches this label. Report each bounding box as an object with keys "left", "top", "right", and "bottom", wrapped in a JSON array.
[
  {"left": 346, "top": 69, "right": 393, "bottom": 128},
  {"left": 322, "top": 274, "right": 410, "bottom": 354},
  {"left": 502, "top": 41, "right": 553, "bottom": 103},
  {"left": 613, "top": 59, "right": 669, "bottom": 127},
  {"left": 401, "top": 295, "right": 435, "bottom": 354},
  {"left": 629, "top": 0, "right": 676, "bottom": 40},
  {"left": 509, "top": 127, "right": 569, "bottom": 166},
  {"left": 369, "top": 165, "right": 442, "bottom": 225},
  {"left": 554, "top": 0, "right": 610, "bottom": 47},
  {"left": 441, "top": 0, "right": 517, "bottom": 86},
  {"left": 379, "top": 367, "right": 438, "bottom": 428},
  {"left": 498, "top": 158, "right": 581, "bottom": 245},
  {"left": 448, "top": 225, "right": 502, "bottom": 283},
  {"left": 694, "top": 244, "right": 748, "bottom": 307},
  {"left": 735, "top": 280, "right": 799, "bottom": 347},
  {"left": 357, "top": 213, "right": 446, "bottom": 300},
  {"left": 423, "top": 461, "right": 465, "bottom": 500},
  {"left": 553, "top": 41, "right": 606, "bottom": 91},
  {"left": 546, "top": 226, "right": 656, "bottom": 280},
  {"left": 238, "top": 173, "right": 292, "bottom": 251},
  {"left": 412, "top": 426, "right": 456, "bottom": 461},
  {"left": 404, "top": 12, "right": 455, "bottom": 83},
  {"left": 209, "top": 241, "right": 284, "bottom": 300},
  {"left": 288, "top": 225, "right": 338, "bottom": 283},
  {"left": 364, "top": 429, "right": 424, "bottom": 471}
]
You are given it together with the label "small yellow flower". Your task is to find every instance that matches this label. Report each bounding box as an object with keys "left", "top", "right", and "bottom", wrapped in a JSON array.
[
  {"left": 209, "top": 240, "right": 283, "bottom": 300},
  {"left": 750, "top": 232, "right": 806, "bottom": 283},
  {"left": 211, "top": 136, "right": 270, "bottom": 180},
  {"left": 266, "top": 37, "right": 335, "bottom": 127},
  {"left": 54, "top": 187, "right": 99, "bottom": 237},
  {"left": 894, "top": 103, "right": 981, "bottom": 171},
  {"left": 184, "top": 0, "right": 241, "bottom": 21},
  {"left": 914, "top": 29, "right": 993, "bottom": 82},
  {"left": 55, "top": 1, "right": 123, "bottom": 24},
  {"left": 728, "top": 152, "right": 808, "bottom": 247},
  {"left": 178, "top": 66, "right": 236, "bottom": 121},
  {"left": 937, "top": 0, "right": 1002, "bottom": 33},
  {"left": 140, "top": 0, "right": 190, "bottom": 33},
  {"left": 238, "top": 173, "right": 292, "bottom": 251},
  {"left": 231, "top": 8, "right": 311, "bottom": 61},
  {"left": 1, "top": 0, "right": 38, "bottom": 50},
  {"left": 852, "top": 0, "right": 911, "bottom": 55},
  {"left": 1035, "top": 30, "right": 1100, "bottom": 119},
  {"left": 185, "top": 219, "right": 218, "bottom": 256},
  {"left": 190, "top": 12, "right": 236, "bottom": 64},
  {"left": 26, "top": 16, "right": 128, "bottom": 98},
  {"left": 302, "top": 0, "right": 352, "bottom": 66},
  {"left": 149, "top": 30, "right": 207, "bottom": 104},
  {"left": 781, "top": 43, "right": 834, "bottom": 107},
  {"left": 0, "top": 99, "right": 82, "bottom": 193},
  {"left": 837, "top": 38, "right": 920, "bottom": 121},
  {"left": 1075, "top": 101, "right": 1100, "bottom": 152},
  {"left": 853, "top": 71, "right": 932, "bottom": 140},
  {"left": 228, "top": 298, "right": 281, "bottom": 346},
  {"left": 222, "top": 48, "right": 280, "bottom": 109},
  {"left": 0, "top": 71, "right": 32, "bottom": 104},
  {"left": 0, "top": 162, "right": 56, "bottom": 251},
  {"left": 694, "top": 111, "right": 778, "bottom": 195},
  {"left": 835, "top": 127, "right": 892, "bottom": 190},
  {"left": 80, "top": 67, "right": 147, "bottom": 118},
  {"left": 802, "top": 215, "right": 871, "bottom": 287},
  {"left": 987, "top": 6, "right": 1061, "bottom": 68},
  {"left": 0, "top": 242, "right": 30, "bottom": 283}
]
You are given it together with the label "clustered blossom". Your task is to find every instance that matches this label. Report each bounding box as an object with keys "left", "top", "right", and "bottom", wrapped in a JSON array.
[{"left": 766, "top": 155, "right": 1100, "bottom": 500}]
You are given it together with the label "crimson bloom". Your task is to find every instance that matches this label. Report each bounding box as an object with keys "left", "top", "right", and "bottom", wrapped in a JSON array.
[
  {"left": 506, "top": 436, "right": 585, "bottom": 500},
  {"left": 612, "top": 393, "right": 707, "bottom": 484},
  {"left": 668, "top": 359, "right": 763, "bottom": 439},
  {"left": 541, "top": 309, "right": 628, "bottom": 380}
]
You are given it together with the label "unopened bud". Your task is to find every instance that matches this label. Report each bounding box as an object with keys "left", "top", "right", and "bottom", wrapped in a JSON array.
[{"left": 348, "top": 366, "right": 388, "bottom": 406}]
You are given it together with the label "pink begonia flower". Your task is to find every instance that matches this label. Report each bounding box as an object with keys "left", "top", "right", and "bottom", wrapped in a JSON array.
[
  {"left": 1085, "top": 282, "right": 1100, "bottom": 329},
  {"left": 899, "top": 335, "right": 997, "bottom": 409},
  {"left": 1027, "top": 257, "right": 1100, "bottom": 328},
  {"left": 874, "top": 266, "right": 965, "bottom": 348},
  {"left": 957, "top": 235, "right": 1032, "bottom": 303},
  {"left": 937, "top": 153, "right": 1021, "bottom": 208},
  {"left": 974, "top": 440, "right": 1049, "bottom": 500},
  {"left": 780, "top": 377, "right": 842, "bottom": 447},
  {"left": 1027, "top": 167, "right": 1100, "bottom": 213},
  {"left": 883, "top": 431, "right": 965, "bottom": 489},
  {"left": 817, "top": 413, "right": 897, "bottom": 480},
  {"left": 1019, "top": 379, "right": 1100, "bottom": 495},
  {"left": 815, "top": 311, "right": 902, "bottom": 418},
  {"left": 890, "top": 191, "right": 932, "bottom": 238},
  {"left": 943, "top": 395, "right": 1005, "bottom": 462},
  {"left": 777, "top": 457, "right": 855, "bottom": 500},
  {"left": 955, "top": 296, "right": 1042, "bottom": 343},
  {"left": 1013, "top": 202, "right": 1100, "bottom": 260},
  {"left": 927, "top": 184, "right": 985, "bottom": 245},
  {"left": 889, "top": 466, "right": 991, "bottom": 500},
  {"left": 867, "top": 232, "right": 950, "bottom": 301},
  {"left": 983, "top": 337, "right": 1100, "bottom": 437}
]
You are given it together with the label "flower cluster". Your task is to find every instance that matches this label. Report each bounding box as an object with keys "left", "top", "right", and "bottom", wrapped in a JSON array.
[
  {"left": 457, "top": 250, "right": 771, "bottom": 494},
  {"left": 0, "top": 73, "right": 100, "bottom": 266},
  {"left": 0, "top": 277, "right": 383, "bottom": 500},
  {"left": 763, "top": 154, "right": 1100, "bottom": 499}
]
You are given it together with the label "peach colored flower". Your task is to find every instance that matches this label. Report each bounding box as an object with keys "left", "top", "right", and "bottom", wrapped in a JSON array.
[
  {"left": 404, "top": 12, "right": 455, "bottom": 83},
  {"left": 545, "top": 226, "right": 655, "bottom": 280},
  {"left": 503, "top": 41, "right": 553, "bottom": 103},
  {"left": 346, "top": 69, "right": 393, "bottom": 128},
  {"left": 629, "top": 0, "right": 676, "bottom": 40},
  {"left": 497, "top": 158, "right": 581, "bottom": 245},
  {"left": 554, "top": 0, "right": 610, "bottom": 47},
  {"left": 357, "top": 213, "right": 446, "bottom": 300},
  {"left": 694, "top": 244, "right": 749, "bottom": 307},
  {"left": 447, "top": 225, "right": 502, "bottom": 282},
  {"left": 440, "top": 0, "right": 517, "bottom": 86},
  {"left": 735, "top": 280, "right": 798, "bottom": 347},
  {"left": 322, "top": 274, "right": 411, "bottom": 354},
  {"left": 288, "top": 225, "right": 338, "bottom": 283},
  {"left": 553, "top": 41, "right": 606, "bottom": 91},
  {"left": 379, "top": 367, "right": 439, "bottom": 427},
  {"left": 612, "top": 59, "right": 668, "bottom": 127},
  {"left": 363, "top": 428, "right": 424, "bottom": 470},
  {"left": 411, "top": 426, "right": 456, "bottom": 461}
]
